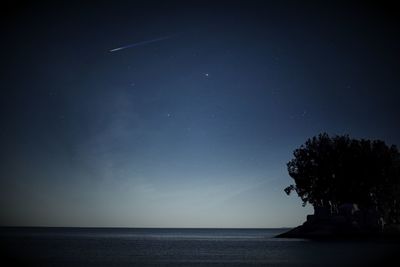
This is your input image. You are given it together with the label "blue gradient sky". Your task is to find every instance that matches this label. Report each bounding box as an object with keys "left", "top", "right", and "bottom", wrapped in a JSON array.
[{"left": 1, "top": 1, "right": 399, "bottom": 227}]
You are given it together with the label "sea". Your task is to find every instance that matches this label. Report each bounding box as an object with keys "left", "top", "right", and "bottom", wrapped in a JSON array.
[{"left": 0, "top": 227, "right": 399, "bottom": 266}]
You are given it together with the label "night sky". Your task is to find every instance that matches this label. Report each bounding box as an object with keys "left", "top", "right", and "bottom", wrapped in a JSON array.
[{"left": 1, "top": 1, "right": 399, "bottom": 227}]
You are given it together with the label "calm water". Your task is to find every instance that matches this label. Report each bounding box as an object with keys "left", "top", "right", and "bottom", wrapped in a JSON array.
[{"left": 0, "top": 227, "right": 399, "bottom": 266}]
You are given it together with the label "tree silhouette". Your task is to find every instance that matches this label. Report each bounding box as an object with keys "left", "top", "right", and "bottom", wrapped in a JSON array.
[{"left": 285, "top": 133, "right": 400, "bottom": 225}]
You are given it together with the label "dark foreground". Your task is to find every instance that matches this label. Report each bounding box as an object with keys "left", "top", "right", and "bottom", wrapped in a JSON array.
[{"left": 0, "top": 227, "right": 399, "bottom": 266}]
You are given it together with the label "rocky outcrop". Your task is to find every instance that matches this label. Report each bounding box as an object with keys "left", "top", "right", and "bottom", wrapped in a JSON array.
[{"left": 277, "top": 203, "right": 400, "bottom": 239}]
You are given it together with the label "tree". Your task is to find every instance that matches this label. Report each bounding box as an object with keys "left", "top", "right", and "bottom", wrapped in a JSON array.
[{"left": 285, "top": 133, "right": 400, "bottom": 225}]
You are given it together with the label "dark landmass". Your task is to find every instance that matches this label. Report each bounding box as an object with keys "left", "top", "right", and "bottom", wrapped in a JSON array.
[
  {"left": 276, "top": 205, "right": 400, "bottom": 240},
  {"left": 280, "top": 134, "right": 400, "bottom": 242},
  {"left": 276, "top": 223, "right": 400, "bottom": 240}
]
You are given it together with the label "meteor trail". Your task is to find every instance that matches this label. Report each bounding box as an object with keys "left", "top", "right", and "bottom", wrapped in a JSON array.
[{"left": 109, "top": 35, "right": 174, "bottom": 52}]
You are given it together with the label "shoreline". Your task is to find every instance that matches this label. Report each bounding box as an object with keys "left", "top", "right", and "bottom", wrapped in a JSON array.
[{"left": 276, "top": 224, "right": 400, "bottom": 241}]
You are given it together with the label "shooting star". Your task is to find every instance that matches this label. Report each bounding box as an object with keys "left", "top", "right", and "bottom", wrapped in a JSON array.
[{"left": 109, "top": 35, "right": 175, "bottom": 52}]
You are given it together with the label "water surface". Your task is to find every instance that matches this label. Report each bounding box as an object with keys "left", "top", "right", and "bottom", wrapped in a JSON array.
[{"left": 0, "top": 227, "right": 398, "bottom": 266}]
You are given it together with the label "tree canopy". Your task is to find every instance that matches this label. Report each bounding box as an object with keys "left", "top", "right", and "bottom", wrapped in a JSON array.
[{"left": 285, "top": 133, "right": 400, "bottom": 224}]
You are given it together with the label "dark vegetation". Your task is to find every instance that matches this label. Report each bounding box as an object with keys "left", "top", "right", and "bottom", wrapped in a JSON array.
[{"left": 284, "top": 133, "right": 400, "bottom": 234}]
